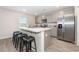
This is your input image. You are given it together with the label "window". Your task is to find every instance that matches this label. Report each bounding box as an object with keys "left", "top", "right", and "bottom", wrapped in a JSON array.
[{"left": 19, "top": 16, "right": 28, "bottom": 27}]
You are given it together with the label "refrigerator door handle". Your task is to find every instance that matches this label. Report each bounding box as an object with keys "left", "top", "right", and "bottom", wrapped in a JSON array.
[{"left": 62, "top": 19, "right": 65, "bottom": 33}]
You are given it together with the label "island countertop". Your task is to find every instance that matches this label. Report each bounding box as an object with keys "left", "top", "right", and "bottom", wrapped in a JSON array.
[
  {"left": 19, "top": 27, "right": 51, "bottom": 33},
  {"left": 19, "top": 27, "right": 52, "bottom": 52}
]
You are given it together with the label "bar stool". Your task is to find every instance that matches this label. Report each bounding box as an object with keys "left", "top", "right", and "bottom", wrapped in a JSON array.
[
  {"left": 23, "top": 36, "right": 37, "bottom": 52},
  {"left": 18, "top": 33, "right": 28, "bottom": 52},
  {"left": 12, "top": 31, "right": 20, "bottom": 45},
  {"left": 12, "top": 31, "right": 22, "bottom": 50}
]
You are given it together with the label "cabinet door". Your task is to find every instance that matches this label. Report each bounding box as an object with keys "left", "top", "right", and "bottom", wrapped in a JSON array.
[
  {"left": 44, "top": 30, "right": 52, "bottom": 50},
  {"left": 47, "top": 14, "right": 58, "bottom": 22},
  {"left": 36, "top": 17, "right": 42, "bottom": 24}
]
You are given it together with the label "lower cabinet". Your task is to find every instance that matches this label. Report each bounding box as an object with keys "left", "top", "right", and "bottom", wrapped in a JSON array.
[{"left": 44, "top": 30, "right": 52, "bottom": 50}]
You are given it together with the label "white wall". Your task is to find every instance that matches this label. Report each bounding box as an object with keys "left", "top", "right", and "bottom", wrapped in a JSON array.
[
  {"left": 0, "top": 8, "right": 35, "bottom": 39},
  {"left": 75, "top": 7, "right": 79, "bottom": 45}
]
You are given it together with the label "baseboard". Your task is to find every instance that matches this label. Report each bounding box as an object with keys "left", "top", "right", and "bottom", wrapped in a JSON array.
[
  {"left": 50, "top": 35, "right": 57, "bottom": 38},
  {"left": 0, "top": 37, "right": 11, "bottom": 40},
  {"left": 0, "top": 36, "right": 12, "bottom": 40}
]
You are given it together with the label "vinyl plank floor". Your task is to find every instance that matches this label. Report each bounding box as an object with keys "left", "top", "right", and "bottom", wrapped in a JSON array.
[
  {"left": 47, "top": 38, "right": 79, "bottom": 52},
  {"left": 0, "top": 38, "right": 16, "bottom": 52},
  {"left": 0, "top": 38, "right": 79, "bottom": 52}
]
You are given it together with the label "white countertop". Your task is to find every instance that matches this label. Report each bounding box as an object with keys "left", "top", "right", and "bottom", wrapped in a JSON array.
[{"left": 19, "top": 27, "right": 51, "bottom": 33}]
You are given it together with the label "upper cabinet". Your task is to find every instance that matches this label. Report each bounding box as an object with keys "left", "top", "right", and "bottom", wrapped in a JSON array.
[
  {"left": 35, "top": 16, "right": 42, "bottom": 24},
  {"left": 47, "top": 13, "right": 59, "bottom": 22},
  {"left": 36, "top": 14, "right": 58, "bottom": 24},
  {"left": 35, "top": 16, "right": 47, "bottom": 24}
]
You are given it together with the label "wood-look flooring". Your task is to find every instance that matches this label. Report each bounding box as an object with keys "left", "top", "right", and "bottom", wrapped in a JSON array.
[
  {"left": 0, "top": 38, "right": 16, "bottom": 52},
  {"left": 0, "top": 38, "right": 79, "bottom": 52},
  {"left": 47, "top": 38, "right": 79, "bottom": 52}
]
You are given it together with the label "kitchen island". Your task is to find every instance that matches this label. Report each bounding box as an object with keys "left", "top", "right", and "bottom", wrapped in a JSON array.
[{"left": 19, "top": 27, "right": 52, "bottom": 52}]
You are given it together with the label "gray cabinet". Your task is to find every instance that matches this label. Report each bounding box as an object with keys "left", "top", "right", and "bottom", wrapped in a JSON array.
[
  {"left": 36, "top": 16, "right": 42, "bottom": 24},
  {"left": 47, "top": 15, "right": 58, "bottom": 22},
  {"left": 44, "top": 30, "right": 52, "bottom": 50}
]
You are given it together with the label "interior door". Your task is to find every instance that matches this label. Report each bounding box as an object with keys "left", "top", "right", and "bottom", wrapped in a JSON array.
[{"left": 64, "top": 16, "right": 75, "bottom": 43}]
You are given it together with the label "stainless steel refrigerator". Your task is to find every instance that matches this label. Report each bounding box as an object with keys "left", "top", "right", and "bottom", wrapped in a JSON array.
[{"left": 57, "top": 15, "right": 75, "bottom": 43}]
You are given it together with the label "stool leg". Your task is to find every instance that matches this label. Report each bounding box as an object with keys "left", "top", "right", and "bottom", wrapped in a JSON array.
[
  {"left": 15, "top": 36, "right": 17, "bottom": 48},
  {"left": 34, "top": 39, "right": 37, "bottom": 52},
  {"left": 13, "top": 36, "right": 15, "bottom": 46},
  {"left": 19, "top": 39, "right": 24, "bottom": 52},
  {"left": 12, "top": 36, "right": 15, "bottom": 45},
  {"left": 21, "top": 40, "right": 25, "bottom": 51},
  {"left": 29, "top": 42, "right": 31, "bottom": 52},
  {"left": 19, "top": 38, "right": 21, "bottom": 52},
  {"left": 25, "top": 42, "right": 28, "bottom": 52},
  {"left": 16, "top": 37, "right": 19, "bottom": 50}
]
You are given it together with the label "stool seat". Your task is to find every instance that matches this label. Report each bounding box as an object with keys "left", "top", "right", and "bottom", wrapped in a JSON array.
[
  {"left": 22, "top": 36, "right": 37, "bottom": 52},
  {"left": 23, "top": 37, "right": 34, "bottom": 42},
  {"left": 13, "top": 31, "right": 22, "bottom": 36},
  {"left": 22, "top": 33, "right": 28, "bottom": 38}
]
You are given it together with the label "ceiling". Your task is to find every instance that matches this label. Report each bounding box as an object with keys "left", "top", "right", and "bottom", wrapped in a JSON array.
[{"left": 0, "top": 6, "right": 73, "bottom": 16}]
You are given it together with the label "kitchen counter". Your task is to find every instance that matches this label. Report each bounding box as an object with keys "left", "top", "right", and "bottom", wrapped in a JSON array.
[
  {"left": 19, "top": 27, "right": 51, "bottom": 33},
  {"left": 19, "top": 27, "right": 52, "bottom": 52}
]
